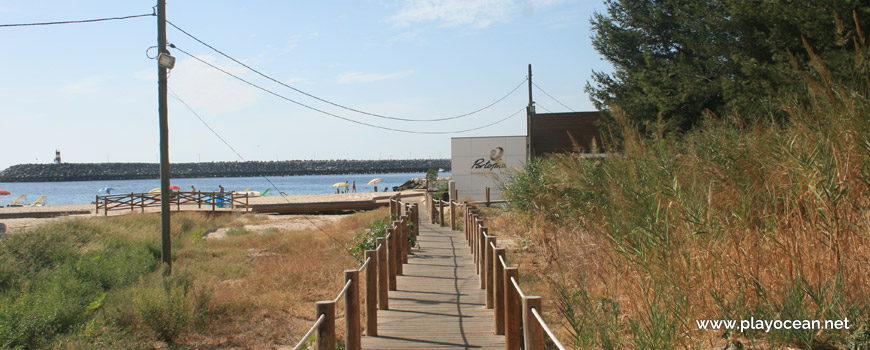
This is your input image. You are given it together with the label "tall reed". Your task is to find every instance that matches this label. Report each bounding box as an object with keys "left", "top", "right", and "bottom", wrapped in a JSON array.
[{"left": 502, "top": 18, "right": 870, "bottom": 349}]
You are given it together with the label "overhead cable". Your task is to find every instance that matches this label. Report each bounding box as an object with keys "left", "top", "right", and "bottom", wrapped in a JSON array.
[
  {"left": 532, "top": 82, "right": 574, "bottom": 111},
  {"left": 173, "top": 45, "right": 524, "bottom": 135},
  {"left": 535, "top": 103, "right": 553, "bottom": 113},
  {"left": 0, "top": 12, "right": 153, "bottom": 27},
  {"left": 167, "top": 20, "right": 525, "bottom": 122},
  {"left": 167, "top": 87, "right": 353, "bottom": 255}
]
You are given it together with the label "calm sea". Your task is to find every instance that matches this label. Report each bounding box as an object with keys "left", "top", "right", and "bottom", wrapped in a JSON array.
[{"left": 0, "top": 172, "right": 445, "bottom": 206}]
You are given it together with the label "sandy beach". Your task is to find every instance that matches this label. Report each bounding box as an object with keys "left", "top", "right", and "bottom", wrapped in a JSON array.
[{"left": 0, "top": 190, "right": 426, "bottom": 234}]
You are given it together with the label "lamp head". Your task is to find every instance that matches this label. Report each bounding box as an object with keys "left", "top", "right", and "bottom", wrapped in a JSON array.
[{"left": 157, "top": 52, "right": 176, "bottom": 69}]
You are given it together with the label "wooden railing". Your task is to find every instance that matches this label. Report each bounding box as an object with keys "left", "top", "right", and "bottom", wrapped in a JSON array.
[
  {"left": 95, "top": 191, "right": 251, "bottom": 215},
  {"left": 292, "top": 195, "right": 418, "bottom": 350},
  {"left": 293, "top": 193, "right": 564, "bottom": 350},
  {"left": 427, "top": 196, "right": 568, "bottom": 350}
]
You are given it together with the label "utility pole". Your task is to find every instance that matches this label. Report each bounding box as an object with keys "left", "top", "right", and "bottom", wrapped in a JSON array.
[
  {"left": 157, "top": 0, "right": 172, "bottom": 272},
  {"left": 526, "top": 64, "right": 535, "bottom": 161}
]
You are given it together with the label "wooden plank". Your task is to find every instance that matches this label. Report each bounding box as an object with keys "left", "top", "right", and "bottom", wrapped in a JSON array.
[{"left": 362, "top": 222, "right": 505, "bottom": 349}]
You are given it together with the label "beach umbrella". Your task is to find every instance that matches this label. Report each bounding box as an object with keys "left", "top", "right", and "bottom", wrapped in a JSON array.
[
  {"left": 98, "top": 187, "right": 114, "bottom": 192},
  {"left": 149, "top": 188, "right": 161, "bottom": 194},
  {"left": 169, "top": 185, "right": 180, "bottom": 191},
  {"left": 0, "top": 190, "right": 10, "bottom": 196},
  {"left": 367, "top": 178, "right": 382, "bottom": 186},
  {"left": 332, "top": 182, "right": 349, "bottom": 188}
]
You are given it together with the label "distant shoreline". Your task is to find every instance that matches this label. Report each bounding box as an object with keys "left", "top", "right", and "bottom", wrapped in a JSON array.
[{"left": 0, "top": 159, "right": 451, "bottom": 183}]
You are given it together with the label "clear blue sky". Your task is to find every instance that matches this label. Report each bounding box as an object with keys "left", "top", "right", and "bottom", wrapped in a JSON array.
[{"left": 0, "top": 0, "right": 611, "bottom": 171}]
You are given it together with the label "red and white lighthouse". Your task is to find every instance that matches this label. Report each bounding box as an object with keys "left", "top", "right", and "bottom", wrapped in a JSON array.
[{"left": 54, "top": 149, "right": 62, "bottom": 164}]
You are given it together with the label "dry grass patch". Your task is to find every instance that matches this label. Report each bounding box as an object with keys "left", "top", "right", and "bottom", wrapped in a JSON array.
[{"left": 175, "top": 209, "right": 386, "bottom": 348}]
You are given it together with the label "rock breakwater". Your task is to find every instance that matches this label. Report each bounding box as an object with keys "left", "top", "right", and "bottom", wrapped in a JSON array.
[{"left": 0, "top": 159, "right": 451, "bottom": 182}]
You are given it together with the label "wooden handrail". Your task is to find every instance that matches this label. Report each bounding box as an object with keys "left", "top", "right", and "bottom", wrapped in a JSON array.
[
  {"left": 532, "top": 307, "right": 568, "bottom": 350},
  {"left": 333, "top": 279, "right": 353, "bottom": 303},
  {"left": 291, "top": 199, "right": 419, "bottom": 349},
  {"left": 289, "top": 197, "right": 566, "bottom": 350},
  {"left": 457, "top": 199, "right": 567, "bottom": 350},
  {"left": 292, "top": 313, "right": 326, "bottom": 350}
]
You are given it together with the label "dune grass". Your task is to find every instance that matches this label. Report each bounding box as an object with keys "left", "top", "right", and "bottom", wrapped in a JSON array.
[
  {"left": 497, "top": 35, "right": 870, "bottom": 349},
  {"left": 0, "top": 208, "right": 386, "bottom": 348}
]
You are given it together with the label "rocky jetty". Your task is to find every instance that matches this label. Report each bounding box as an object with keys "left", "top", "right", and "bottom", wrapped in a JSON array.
[
  {"left": 0, "top": 159, "right": 451, "bottom": 182},
  {"left": 393, "top": 176, "right": 451, "bottom": 191}
]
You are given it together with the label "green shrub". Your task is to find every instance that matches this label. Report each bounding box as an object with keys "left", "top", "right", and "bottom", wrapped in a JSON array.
[
  {"left": 0, "top": 267, "right": 99, "bottom": 348},
  {"left": 348, "top": 217, "right": 391, "bottom": 262},
  {"left": 132, "top": 273, "right": 200, "bottom": 342}
]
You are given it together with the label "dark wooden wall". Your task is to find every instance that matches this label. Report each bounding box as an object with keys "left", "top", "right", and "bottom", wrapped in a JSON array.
[{"left": 530, "top": 111, "right": 603, "bottom": 155}]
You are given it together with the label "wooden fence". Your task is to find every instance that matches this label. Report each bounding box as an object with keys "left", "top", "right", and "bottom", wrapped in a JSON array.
[
  {"left": 427, "top": 196, "right": 568, "bottom": 350},
  {"left": 292, "top": 193, "right": 565, "bottom": 349},
  {"left": 292, "top": 194, "right": 418, "bottom": 350},
  {"left": 95, "top": 191, "right": 251, "bottom": 215}
]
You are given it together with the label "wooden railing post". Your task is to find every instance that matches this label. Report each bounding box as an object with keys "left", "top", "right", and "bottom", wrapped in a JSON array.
[
  {"left": 450, "top": 201, "right": 456, "bottom": 230},
  {"left": 438, "top": 199, "right": 445, "bottom": 226},
  {"left": 523, "top": 296, "right": 544, "bottom": 350},
  {"left": 485, "top": 235, "right": 497, "bottom": 308},
  {"left": 485, "top": 186, "right": 491, "bottom": 205},
  {"left": 465, "top": 204, "right": 471, "bottom": 244},
  {"left": 478, "top": 226, "right": 487, "bottom": 284},
  {"left": 401, "top": 217, "right": 409, "bottom": 264},
  {"left": 494, "top": 248, "right": 506, "bottom": 335},
  {"left": 505, "top": 267, "right": 521, "bottom": 350},
  {"left": 385, "top": 229, "right": 397, "bottom": 291},
  {"left": 316, "top": 301, "right": 336, "bottom": 350},
  {"left": 471, "top": 214, "right": 479, "bottom": 258},
  {"left": 365, "top": 250, "right": 378, "bottom": 336},
  {"left": 344, "top": 270, "right": 360, "bottom": 350},
  {"left": 376, "top": 238, "right": 389, "bottom": 308},
  {"left": 411, "top": 203, "right": 419, "bottom": 240},
  {"left": 392, "top": 221, "right": 404, "bottom": 276},
  {"left": 430, "top": 195, "right": 436, "bottom": 224}
]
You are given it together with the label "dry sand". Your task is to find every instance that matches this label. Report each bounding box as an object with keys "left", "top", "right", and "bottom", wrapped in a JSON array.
[{"left": 0, "top": 190, "right": 425, "bottom": 235}]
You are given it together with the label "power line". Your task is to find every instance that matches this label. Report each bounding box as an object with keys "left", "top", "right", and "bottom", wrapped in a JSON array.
[
  {"left": 0, "top": 12, "right": 154, "bottom": 28},
  {"left": 532, "top": 82, "right": 574, "bottom": 111},
  {"left": 535, "top": 103, "right": 553, "bottom": 113},
  {"left": 168, "top": 88, "right": 353, "bottom": 255},
  {"left": 172, "top": 45, "right": 524, "bottom": 135},
  {"left": 166, "top": 20, "right": 525, "bottom": 122}
]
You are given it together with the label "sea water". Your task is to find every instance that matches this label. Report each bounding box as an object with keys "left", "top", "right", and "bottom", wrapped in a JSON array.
[{"left": 0, "top": 172, "right": 445, "bottom": 206}]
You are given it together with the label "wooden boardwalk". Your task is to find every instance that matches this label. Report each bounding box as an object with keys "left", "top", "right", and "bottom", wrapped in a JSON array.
[{"left": 361, "top": 221, "right": 505, "bottom": 349}]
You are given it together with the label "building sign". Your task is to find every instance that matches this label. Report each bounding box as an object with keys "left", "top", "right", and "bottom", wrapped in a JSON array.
[
  {"left": 451, "top": 136, "right": 527, "bottom": 202},
  {"left": 471, "top": 147, "right": 507, "bottom": 171}
]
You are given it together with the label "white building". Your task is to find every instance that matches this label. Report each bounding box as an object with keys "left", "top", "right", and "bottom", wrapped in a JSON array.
[{"left": 450, "top": 136, "right": 527, "bottom": 202}]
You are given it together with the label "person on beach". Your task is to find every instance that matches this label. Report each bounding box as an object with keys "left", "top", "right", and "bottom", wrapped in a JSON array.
[
  {"left": 352, "top": 181, "right": 357, "bottom": 193},
  {"left": 374, "top": 185, "right": 378, "bottom": 192},
  {"left": 336, "top": 188, "right": 340, "bottom": 194},
  {"left": 219, "top": 185, "right": 225, "bottom": 193},
  {"left": 191, "top": 185, "right": 196, "bottom": 192}
]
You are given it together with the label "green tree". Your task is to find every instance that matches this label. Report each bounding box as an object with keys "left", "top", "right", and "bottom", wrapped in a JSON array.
[{"left": 587, "top": 0, "right": 870, "bottom": 132}]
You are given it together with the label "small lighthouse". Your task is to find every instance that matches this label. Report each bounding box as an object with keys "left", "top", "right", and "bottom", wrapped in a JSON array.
[{"left": 54, "top": 149, "right": 62, "bottom": 164}]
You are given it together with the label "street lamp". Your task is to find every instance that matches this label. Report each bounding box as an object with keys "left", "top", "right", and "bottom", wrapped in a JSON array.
[{"left": 157, "top": 51, "right": 175, "bottom": 69}]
